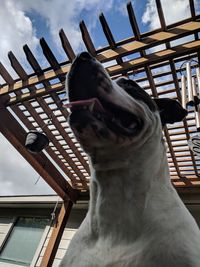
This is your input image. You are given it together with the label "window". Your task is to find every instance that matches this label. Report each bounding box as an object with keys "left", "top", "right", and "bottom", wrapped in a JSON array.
[{"left": 0, "top": 217, "right": 49, "bottom": 266}]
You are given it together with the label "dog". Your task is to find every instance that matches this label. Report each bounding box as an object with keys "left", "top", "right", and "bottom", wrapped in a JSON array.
[{"left": 60, "top": 52, "right": 200, "bottom": 267}]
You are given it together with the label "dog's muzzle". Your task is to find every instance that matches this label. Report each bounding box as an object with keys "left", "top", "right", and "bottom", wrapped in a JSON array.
[{"left": 65, "top": 52, "right": 143, "bottom": 137}]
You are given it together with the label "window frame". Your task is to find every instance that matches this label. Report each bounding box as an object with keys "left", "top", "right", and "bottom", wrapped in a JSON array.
[{"left": 0, "top": 216, "right": 50, "bottom": 267}]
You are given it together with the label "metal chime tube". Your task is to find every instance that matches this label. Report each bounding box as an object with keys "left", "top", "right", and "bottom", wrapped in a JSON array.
[
  {"left": 181, "top": 75, "right": 187, "bottom": 109},
  {"left": 196, "top": 67, "right": 200, "bottom": 95},
  {"left": 186, "top": 62, "right": 194, "bottom": 106},
  {"left": 195, "top": 108, "right": 200, "bottom": 131},
  {"left": 192, "top": 77, "right": 197, "bottom": 97},
  {"left": 195, "top": 67, "right": 200, "bottom": 131}
]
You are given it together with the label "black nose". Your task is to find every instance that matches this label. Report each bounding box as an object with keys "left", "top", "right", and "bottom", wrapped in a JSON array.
[{"left": 79, "top": 52, "right": 93, "bottom": 60}]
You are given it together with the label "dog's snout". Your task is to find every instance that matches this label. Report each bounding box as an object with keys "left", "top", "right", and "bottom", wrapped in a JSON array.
[{"left": 79, "top": 52, "right": 93, "bottom": 60}]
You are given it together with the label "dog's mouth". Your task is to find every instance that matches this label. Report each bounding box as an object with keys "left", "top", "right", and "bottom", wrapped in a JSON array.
[
  {"left": 64, "top": 52, "right": 143, "bottom": 137},
  {"left": 64, "top": 97, "right": 141, "bottom": 136}
]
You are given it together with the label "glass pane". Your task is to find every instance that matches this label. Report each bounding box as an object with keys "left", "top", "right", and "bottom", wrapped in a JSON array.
[{"left": 0, "top": 217, "right": 49, "bottom": 266}]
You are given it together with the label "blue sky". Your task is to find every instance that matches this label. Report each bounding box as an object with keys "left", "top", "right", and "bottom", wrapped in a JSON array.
[
  {"left": 0, "top": 0, "right": 199, "bottom": 196},
  {"left": 23, "top": 0, "right": 150, "bottom": 64},
  {"left": 0, "top": 0, "right": 198, "bottom": 76}
]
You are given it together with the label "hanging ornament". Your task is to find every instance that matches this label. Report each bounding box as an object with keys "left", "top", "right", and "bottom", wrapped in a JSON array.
[
  {"left": 181, "top": 59, "right": 200, "bottom": 132},
  {"left": 25, "top": 130, "right": 49, "bottom": 154}
]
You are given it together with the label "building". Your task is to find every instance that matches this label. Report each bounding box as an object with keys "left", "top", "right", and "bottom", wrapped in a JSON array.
[
  {"left": 0, "top": 195, "right": 88, "bottom": 267},
  {"left": 0, "top": 194, "right": 200, "bottom": 266}
]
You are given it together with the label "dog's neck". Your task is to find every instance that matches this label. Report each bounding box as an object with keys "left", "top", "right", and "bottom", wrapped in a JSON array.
[{"left": 87, "top": 135, "right": 177, "bottom": 244}]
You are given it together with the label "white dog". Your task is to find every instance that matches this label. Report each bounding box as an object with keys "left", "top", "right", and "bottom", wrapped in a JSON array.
[{"left": 60, "top": 52, "right": 200, "bottom": 267}]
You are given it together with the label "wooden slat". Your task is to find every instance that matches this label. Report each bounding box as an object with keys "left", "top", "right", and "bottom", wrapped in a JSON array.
[
  {"left": 0, "top": 62, "right": 14, "bottom": 85},
  {"left": 23, "top": 45, "right": 44, "bottom": 76},
  {"left": 40, "top": 38, "right": 61, "bottom": 72},
  {"left": 11, "top": 105, "right": 78, "bottom": 187},
  {"left": 40, "top": 200, "right": 73, "bottom": 267},
  {"left": 59, "top": 29, "right": 76, "bottom": 62},
  {"left": 24, "top": 102, "right": 88, "bottom": 189},
  {"left": 79, "top": 20, "right": 96, "bottom": 56},
  {"left": 155, "top": 0, "right": 166, "bottom": 30},
  {"left": 8, "top": 51, "right": 28, "bottom": 80},
  {"left": 99, "top": 13, "right": 123, "bottom": 65},
  {"left": 99, "top": 13, "right": 116, "bottom": 48},
  {"left": 189, "top": 0, "right": 196, "bottom": 19},
  {"left": 38, "top": 98, "right": 90, "bottom": 175},
  {"left": 127, "top": 2, "right": 141, "bottom": 40},
  {"left": 107, "top": 40, "right": 200, "bottom": 76},
  {"left": 1, "top": 33, "right": 199, "bottom": 98},
  {"left": 8, "top": 53, "right": 89, "bottom": 189},
  {"left": 0, "top": 105, "right": 78, "bottom": 202},
  {"left": 22, "top": 42, "right": 90, "bottom": 176}
]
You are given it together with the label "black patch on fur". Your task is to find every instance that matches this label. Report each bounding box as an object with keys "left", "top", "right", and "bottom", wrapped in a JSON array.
[
  {"left": 116, "top": 78, "right": 157, "bottom": 112},
  {"left": 153, "top": 98, "right": 188, "bottom": 125}
]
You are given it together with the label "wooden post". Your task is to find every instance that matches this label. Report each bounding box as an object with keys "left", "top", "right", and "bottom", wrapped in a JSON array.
[{"left": 40, "top": 200, "right": 73, "bottom": 267}]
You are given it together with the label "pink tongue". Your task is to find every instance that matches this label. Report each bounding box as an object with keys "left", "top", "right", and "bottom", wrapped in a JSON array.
[{"left": 63, "top": 98, "right": 105, "bottom": 112}]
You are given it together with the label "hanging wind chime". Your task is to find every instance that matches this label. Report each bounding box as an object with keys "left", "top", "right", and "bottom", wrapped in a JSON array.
[
  {"left": 25, "top": 117, "right": 51, "bottom": 154},
  {"left": 181, "top": 60, "right": 200, "bottom": 155}
]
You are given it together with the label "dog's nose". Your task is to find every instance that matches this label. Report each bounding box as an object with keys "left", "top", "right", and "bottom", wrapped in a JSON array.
[{"left": 79, "top": 52, "right": 93, "bottom": 60}]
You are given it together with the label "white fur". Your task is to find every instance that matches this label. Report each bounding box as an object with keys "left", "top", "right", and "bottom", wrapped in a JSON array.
[{"left": 60, "top": 71, "right": 200, "bottom": 267}]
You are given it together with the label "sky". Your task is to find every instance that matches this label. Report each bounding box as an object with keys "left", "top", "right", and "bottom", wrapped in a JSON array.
[{"left": 0, "top": 0, "right": 199, "bottom": 196}]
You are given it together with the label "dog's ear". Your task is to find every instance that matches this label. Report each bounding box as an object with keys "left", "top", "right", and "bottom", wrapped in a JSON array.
[{"left": 153, "top": 98, "right": 188, "bottom": 125}]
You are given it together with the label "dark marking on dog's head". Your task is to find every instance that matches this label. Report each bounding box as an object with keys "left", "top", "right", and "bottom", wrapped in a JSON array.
[
  {"left": 116, "top": 78, "right": 157, "bottom": 112},
  {"left": 153, "top": 98, "right": 188, "bottom": 125}
]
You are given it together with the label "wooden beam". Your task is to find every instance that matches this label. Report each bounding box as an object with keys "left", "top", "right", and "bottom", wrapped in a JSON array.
[
  {"left": 11, "top": 105, "right": 78, "bottom": 188},
  {"left": 155, "top": 0, "right": 166, "bottom": 30},
  {"left": 0, "top": 62, "right": 14, "bottom": 85},
  {"left": 8, "top": 51, "right": 90, "bottom": 185},
  {"left": 0, "top": 105, "right": 78, "bottom": 202},
  {"left": 79, "top": 20, "right": 96, "bottom": 56},
  {"left": 59, "top": 29, "right": 76, "bottom": 62},
  {"left": 99, "top": 13, "right": 123, "bottom": 65},
  {"left": 23, "top": 44, "right": 45, "bottom": 76},
  {"left": 127, "top": 2, "right": 141, "bottom": 40},
  {"left": 40, "top": 38, "right": 61, "bottom": 72},
  {"left": 1, "top": 37, "right": 200, "bottom": 98},
  {"left": 40, "top": 200, "right": 73, "bottom": 267}
]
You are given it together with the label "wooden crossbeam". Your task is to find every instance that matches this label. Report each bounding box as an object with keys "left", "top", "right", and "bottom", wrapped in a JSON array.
[
  {"left": 79, "top": 20, "right": 96, "bottom": 56},
  {"left": 127, "top": 2, "right": 141, "bottom": 40},
  {"left": 99, "top": 13, "right": 123, "bottom": 65},
  {"left": 107, "top": 39, "right": 200, "bottom": 76},
  {"left": 22, "top": 43, "right": 90, "bottom": 178},
  {"left": 0, "top": 105, "right": 78, "bottom": 202},
  {"left": 6, "top": 52, "right": 89, "bottom": 189},
  {"left": 8, "top": 51, "right": 28, "bottom": 81},
  {"left": 23, "top": 44, "right": 44, "bottom": 76},
  {"left": 40, "top": 38, "right": 61, "bottom": 72},
  {"left": 40, "top": 200, "right": 73, "bottom": 267},
  {"left": 1, "top": 37, "right": 200, "bottom": 99},
  {"left": 11, "top": 105, "right": 78, "bottom": 188},
  {"left": 59, "top": 29, "right": 76, "bottom": 62},
  {"left": 155, "top": 0, "right": 166, "bottom": 30},
  {"left": 0, "top": 62, "right": 14, "bottom": 85}
]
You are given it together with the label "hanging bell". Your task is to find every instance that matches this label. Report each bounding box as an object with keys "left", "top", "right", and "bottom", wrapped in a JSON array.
[{"left": 25, "top": 130, "right": 49, "bottom": 154}]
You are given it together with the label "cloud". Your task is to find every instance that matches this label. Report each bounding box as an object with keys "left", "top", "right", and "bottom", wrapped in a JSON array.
[
  {"left": 17, "top": 0, "right": 119, "bottom": 54},
  {"left": 142, "top": 0, "right": 191, "bottom": 30},
  {"left": 0, "top": 0, "right": 39, "bottom": 81},
  {"left": 0, "top": 133, "right": 54, "bottom": 196}
]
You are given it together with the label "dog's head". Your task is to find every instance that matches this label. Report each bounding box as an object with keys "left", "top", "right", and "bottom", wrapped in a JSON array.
[{"left": 66, "top": 52, "right": 187, "bottom": 155}]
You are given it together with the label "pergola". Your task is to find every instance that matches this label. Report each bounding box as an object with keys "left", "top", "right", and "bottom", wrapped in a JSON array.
[{"left": 1, "top": 1, "right": 200, "bottom": 266}]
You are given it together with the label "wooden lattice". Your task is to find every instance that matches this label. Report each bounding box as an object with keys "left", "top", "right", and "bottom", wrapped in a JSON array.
[{"left": 1, "top": 0, "right": 200, "bottom": 200}]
